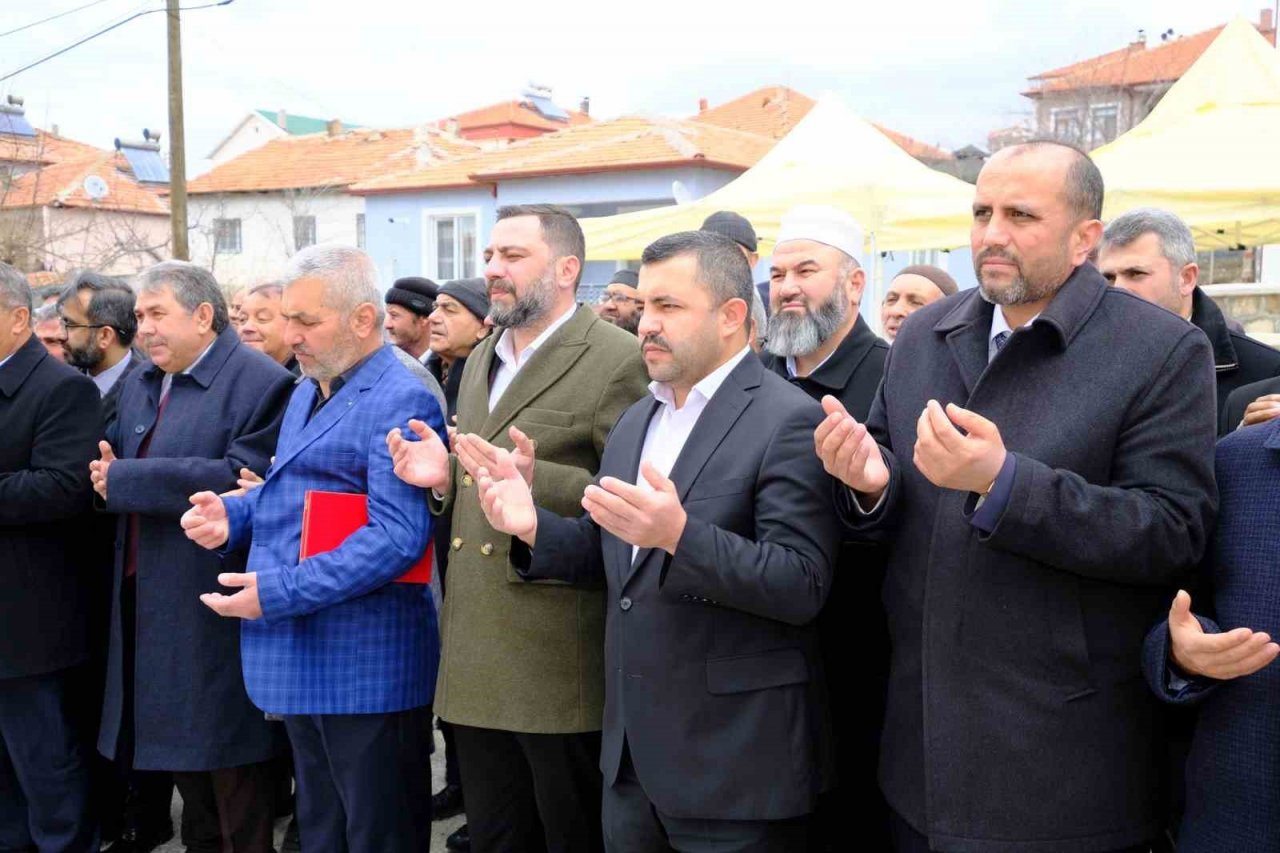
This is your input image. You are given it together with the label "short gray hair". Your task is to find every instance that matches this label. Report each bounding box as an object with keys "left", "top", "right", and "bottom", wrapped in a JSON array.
[
  {"left": 1101, "top": 208, "right": 1196, "bottom": 271},
  {"left": 280, "top": 245, "right": 384, "bottom": 325},
  {"left": 0, "top": 262, "right": 32, "bottom": 320},
  {"left": 248, "top": 281, "right": 284, "bottom": 300},
  {"left": 136, "top": 261, "right": 230, "bottom": 332},
  {"left": 33, "top": 303, "right": 59, "bottom": 324}
]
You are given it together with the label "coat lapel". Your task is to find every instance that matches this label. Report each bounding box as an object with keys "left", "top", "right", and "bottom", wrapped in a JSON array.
[
  {"left": 482, "top": 307, "right": 592, "bottom": 441},
  {"left": 933, "top": 291, "right": 994, "bottom": 398},
  {"left": 268, "top": 348, "right": 392, "bottom": 477},
  {"left": 621, "top": 357, "right": 757, "bottom": 589},
  {"left": 608, "top": 398, "right": 660, "bottom": 587}
]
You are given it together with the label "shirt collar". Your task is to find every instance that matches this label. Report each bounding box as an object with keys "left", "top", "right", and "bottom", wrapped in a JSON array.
[
  {"left": 494, "top": 303, "right": 577, "bottom": 368},
  {"left": 785, "top": 347, "right": 837, "bottom": 379},
  {"left": 92, "top": 350, "right": 132, "bottom": 397},
  {"left": 650, "top": 345, "right": 752, "bottom": 410}
]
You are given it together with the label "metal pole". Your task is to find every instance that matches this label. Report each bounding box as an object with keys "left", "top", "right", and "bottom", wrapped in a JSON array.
[{"left": 166, "top": 0, "right": 188, "bottom": 260}]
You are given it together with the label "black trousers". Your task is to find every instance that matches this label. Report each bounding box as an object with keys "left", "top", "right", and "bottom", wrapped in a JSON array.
[
  {"left": 602, "top": 745, "right": 807, "bottom": 853},
  {"left": 284, "top": 706, "right": 433, "bottom": 853},
  {"left": 453, "top": 724, "right": 603, "bottom": 853},
  {"left": 0, "top": 668, "right": 97, "bottom": 852},
  {"left": 889, "top": 810, "right": 1154, "bottom": 853},
  {"left": 173, "top": 760, "right": 277, "bottom": 853}
]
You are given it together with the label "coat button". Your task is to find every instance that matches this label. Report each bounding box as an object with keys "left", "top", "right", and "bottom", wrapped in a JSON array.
[
  {"left": 461, "top": 474, "right": 474, "bottom": 487},
  {"left": 480, "top": 542, "right": 494, "bottom": 556},
  {"left": 451, "top": 537, "right": 463, "bottom": 551},
  {"left": 134, "top": 424, "right": 146, "bottom": 434},
  {"left": 620, "top": 596, "right": 633, "bottom": 611}
]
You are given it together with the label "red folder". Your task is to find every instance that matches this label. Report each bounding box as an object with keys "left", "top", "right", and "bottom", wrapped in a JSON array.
[{"left": 299, "top": 490, "right": 432, "bottom": 584}]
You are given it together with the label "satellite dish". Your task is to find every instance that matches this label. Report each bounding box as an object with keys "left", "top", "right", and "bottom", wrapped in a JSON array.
[
  {"left": 671, "top": 179, "right": 693, "bottom": 205},
  {"left": 83, "top": 175, "right": 109, "bottom": 200}
]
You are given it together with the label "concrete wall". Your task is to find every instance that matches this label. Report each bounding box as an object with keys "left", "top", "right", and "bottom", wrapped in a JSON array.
[{"left": 189, "top": 189, "right": 365, "bottom": 287}]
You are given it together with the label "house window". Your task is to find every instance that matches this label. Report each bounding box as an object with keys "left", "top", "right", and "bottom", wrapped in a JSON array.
[
  {"left": 356, "top": 213, "right": 366, "bottom": 249},
  {"left": 214, "top": 218, "right": 241, "bottom": 254},
  {"left": 1050, "top": 108, "right": 1083, "bottom": 144},
  {"left": 293, "top": 215, "right": 317, "bottom": 251},
  {"left": 1090, "top": 104, "right": 1119, "bottom": 146},
  {"left": 427, "top": 214, "right": 478, "bottom": 280}
]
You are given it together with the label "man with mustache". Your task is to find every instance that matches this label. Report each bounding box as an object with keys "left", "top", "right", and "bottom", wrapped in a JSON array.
[
  {"left": 91, "top": 262, "right": 294, "bottom": 853},
  {"left": 881, "top": 265, "right": 959, "bottom": 343},
  {"left": 384, "top": 277, "right": 438, "bottom": 364},
  {"left": 760, "top": 205, "right": 892, "bottom": 851},
  {"left": 466, "top": 229, "right": 840, "bottom": 852},
  {"left": 386, "top": 204, "right": 648, "bottom": 853},
  {"left": 815, "top": 140, "right": 1217, "bottom": 852},
  {"left": 598, "top": 270, "right": 642, "bottom": 335}
]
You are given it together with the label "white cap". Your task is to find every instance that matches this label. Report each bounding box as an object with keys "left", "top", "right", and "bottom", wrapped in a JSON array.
[{"left": 775, "top": 205, "right": 864, "bottom": 266}]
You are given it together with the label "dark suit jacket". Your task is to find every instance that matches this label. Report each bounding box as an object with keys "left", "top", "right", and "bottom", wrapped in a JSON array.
[
  {"left": 1221, "top": 374, "right": 1280, "bottom": 435},
  {"left": 520, "top": 353, "right": 840, "bottom": 821},
  {"left": 842, "top": 264, "right": 1218, "bottom": 851},
  {"left": 1190, "top": 288, "right": 1280, "bottom": 435},
  {"left": 0, "top": 334, "right": 101, "bottom": 679},
  {"left": 1142, "top": 418, "right": 1280, "bottom": 853},
  {"left": 98, "top": 328, "right": 293, "bottom": 771},
  {"left": 100, "top": 349, "right": 148, "bottom": 434}
]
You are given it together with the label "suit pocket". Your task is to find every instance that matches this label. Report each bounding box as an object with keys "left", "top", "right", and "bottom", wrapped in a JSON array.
[
  {"left": 706, "top": 648, "right": 809, "bottom": 695},
  {"left": 685, "top": 476, "right": 752, "bottom": 503},
  {"left": 519, "top": 408, "right": 575, "bottom": 429}
]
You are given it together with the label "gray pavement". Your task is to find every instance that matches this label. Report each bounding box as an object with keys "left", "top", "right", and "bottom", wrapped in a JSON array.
[{"left": 150, "top": 728, "right": 464, "bottom": 852}]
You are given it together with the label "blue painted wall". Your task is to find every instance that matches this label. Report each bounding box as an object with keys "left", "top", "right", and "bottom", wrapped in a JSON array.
[{"left": 362, "top": 166, "right": 740, "bottom": 295}]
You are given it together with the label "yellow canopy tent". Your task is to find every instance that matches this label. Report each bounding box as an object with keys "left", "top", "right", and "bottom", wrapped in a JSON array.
[
  {"left": 1092, "top": 16, "right": 1280, "bottom": 248},
  {"left": 579, "top": 93, "right": 973, "bottom": 262}
]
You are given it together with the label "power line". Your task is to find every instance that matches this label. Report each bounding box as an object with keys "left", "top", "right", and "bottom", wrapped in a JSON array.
[
  {"left": 0, "top": 0, "right": 232, "bottom": 84},
  {"left": 0, "top": 0, "right": 117, "bottom": 40}
]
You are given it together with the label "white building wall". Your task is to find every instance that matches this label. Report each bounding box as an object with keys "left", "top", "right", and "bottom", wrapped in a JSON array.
[
  {"left": 188, "top": 190, "right": 366, "bottom": 287},
  {"left": 207, "top": 114, "right": 287, "bottom": 168}
]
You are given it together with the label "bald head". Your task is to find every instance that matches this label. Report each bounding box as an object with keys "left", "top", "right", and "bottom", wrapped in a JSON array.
[{"left": 988, "top": 141, "right": 1104, "bottom": 224}]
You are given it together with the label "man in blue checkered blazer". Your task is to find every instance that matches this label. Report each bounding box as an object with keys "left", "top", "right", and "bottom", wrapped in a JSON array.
[
  {"left": 1142, "top": 416, "right": 1280, "bottom": 853},
  {"left": 183, "top": 246, "right": 447, "bottom": 853}
]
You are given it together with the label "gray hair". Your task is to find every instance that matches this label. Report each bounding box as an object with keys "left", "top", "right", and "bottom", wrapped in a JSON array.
[
  {"left": 1101, "top": 208, "right": 1196, "bottom": 271},
  {"left": 247, "top": 281, "right": 284, "bottom": 300},
  {"left": 33, "top": 303, "right": 59, "bottom": 324},
  {"left": 280, "top": 245, "right": 384, "bottom": 325},
  {"left": 136, "top": 261, "right": 230, "bottom": 333},
  {"left": 0, "top": 262, "right": 33, "bottom": 320},
  {"left": 640, "top": 230, "right": 754, "bottom": 308}
]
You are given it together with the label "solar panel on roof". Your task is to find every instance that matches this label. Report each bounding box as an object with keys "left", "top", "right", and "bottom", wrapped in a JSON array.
[
  {"left": 119, "top": 145, "right": 169, "bottom": 183},
  {"left": 527, "top": 95, "right": 569, "bottom": 122},
  {"left": 0, "top": 111, "right": 36, "bottom": 138}
]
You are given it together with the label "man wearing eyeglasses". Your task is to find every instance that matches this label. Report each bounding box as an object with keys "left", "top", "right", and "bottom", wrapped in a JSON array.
[
  {"left": 58, "top": 273, "right": 147, "bottom": 431},
  {"left": 598, "top": 270, "right": 642, "bottom": 335}
]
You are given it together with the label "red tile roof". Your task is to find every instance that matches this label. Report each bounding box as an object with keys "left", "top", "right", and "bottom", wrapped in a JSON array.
[
  {"left": 2, "top": 152, "right": 169, "bottom": 215},
  {"left": 692, "top": 85, "right": 954, "bottom": 161},
  {"left": 352, "top": 116, "right": 774, "bottom": 193},
  {"left": 187, "top": 126, "right": 481, "bottom": 194},
  {"left": 1025, "top": 22, "right": 1276, "bottom": 95},
  {"left": 449, "top": 99, "right": 593, "bottom": 139},
  {"left": 0, "top": 129, "right": 107, "bottom": 167}
]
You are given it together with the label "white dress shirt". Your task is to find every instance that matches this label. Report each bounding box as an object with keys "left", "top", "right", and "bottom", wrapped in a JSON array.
[
  {"left": 488, "top": 304, "right": 577, "bottom": 411},
  {"left": 92, "top": 350, "right": 133, "bottom": 398},
  {"left": 630, "top": 346, "right": 752, "bottom": 561}
]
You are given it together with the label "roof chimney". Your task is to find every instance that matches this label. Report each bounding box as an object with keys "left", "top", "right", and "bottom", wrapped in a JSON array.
[
  {"left": 276, "top": 109, "right": 288, "bottom": 130},
  {"left": 579, "top": 96, "right": 590, "bottom": 116},
  {"left": 1131, "top": 28, "right": 1146, "bottom": 47},
  {"left": 326, "top": 119, "right": 342, "bottom": 137},
  {"left": 698, "top": 97, "right": 708, "bottom": 113},
  {"left": 1263, "top": 8, "right": 1275, "bottom": 32}
]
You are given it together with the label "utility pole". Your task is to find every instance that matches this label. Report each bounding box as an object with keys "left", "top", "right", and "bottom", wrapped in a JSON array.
[{"left": 166, "top": 0, "right": 189, "bottom": 260}]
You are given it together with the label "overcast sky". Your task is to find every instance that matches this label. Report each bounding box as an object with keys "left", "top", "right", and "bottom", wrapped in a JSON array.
[{"left": 0, "top": 0, "right": 1265, "bottom": 175}]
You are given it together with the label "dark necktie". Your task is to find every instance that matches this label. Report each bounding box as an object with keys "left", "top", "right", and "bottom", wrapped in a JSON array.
[
  {"left": 993, "top": 330, "right": 1010, "bottom": 354},
  {"left": 124, "top": 387, "right": 171, "bottom": 578}
]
